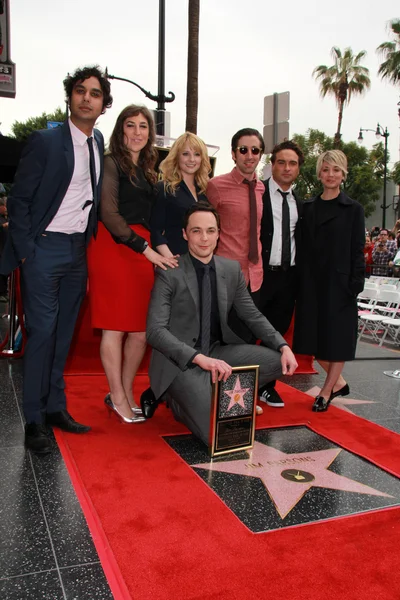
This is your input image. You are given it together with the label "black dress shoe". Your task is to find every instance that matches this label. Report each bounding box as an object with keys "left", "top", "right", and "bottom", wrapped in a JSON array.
[
  {"left": 140, "top": 388, "right": 159, "bottom": 419},
  {"left": 46, "top": 410, "right": 91, "bottom": 433},
  {"left": 312, "top": 395, "right": 330, "bottom": 412},
  {"left": 25, "top": 423, "right": 52, "bottom": 454},
  {"left": 329, "top": 383, "right": 350, "bottom": 402}
]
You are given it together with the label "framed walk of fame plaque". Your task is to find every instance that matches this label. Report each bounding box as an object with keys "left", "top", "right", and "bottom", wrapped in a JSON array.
[{"left": 209, "top": 365, "right": 259, "bottom": 457}]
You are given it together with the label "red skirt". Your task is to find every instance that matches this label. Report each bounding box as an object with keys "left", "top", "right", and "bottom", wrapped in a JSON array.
[{"left": 87, "top": 223, "right": 154, "bottom": 331}]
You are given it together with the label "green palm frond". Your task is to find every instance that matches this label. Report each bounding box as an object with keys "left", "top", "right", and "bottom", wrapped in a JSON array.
[
  {"left": 376, "top": 19, "right": 400, "bottom": 85},
  {"left": 312, "top": 46, "right": 370, "bottom": 107}
]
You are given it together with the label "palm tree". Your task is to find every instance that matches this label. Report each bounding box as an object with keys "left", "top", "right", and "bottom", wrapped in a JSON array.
[
  {"left": 185, "top": 0, "right": 200, "bottom": 134},
  {"left": 313, "top": 47, "right": 371, "bottom": 147},
  {"left": 377, "top": 19, "right": 400, "bottom": 86}
]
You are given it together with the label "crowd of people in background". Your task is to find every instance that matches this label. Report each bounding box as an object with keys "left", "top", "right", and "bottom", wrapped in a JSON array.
[
  {"left": 364, "top": 222, "right": 400, "bottom": 277},
  {"left": 0, "top": 63, "right": 398, "bottom": 454}
]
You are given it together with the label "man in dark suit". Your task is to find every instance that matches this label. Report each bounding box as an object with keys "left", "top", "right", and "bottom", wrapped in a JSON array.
[
  {"left": 259, "top": 140, "right": 304, "bottom": 408},
  {"left": 1, "top": 66, "right": 113, "bottom": 454},
  {"left": 144, "top": 204, "right": 298, "bottom": 445}
]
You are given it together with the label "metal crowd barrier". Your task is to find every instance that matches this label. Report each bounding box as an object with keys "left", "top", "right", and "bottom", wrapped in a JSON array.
[{"left": 0, "top": 269, "right": 26, "bottom": 358}]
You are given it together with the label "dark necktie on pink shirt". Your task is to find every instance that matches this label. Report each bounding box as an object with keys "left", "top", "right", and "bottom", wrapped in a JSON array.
[{"left": 243, "top": 179, "right": 258, "bottom": 264}]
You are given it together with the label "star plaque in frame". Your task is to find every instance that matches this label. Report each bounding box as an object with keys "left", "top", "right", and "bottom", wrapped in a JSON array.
[{"left": 209, "top": 365, "right": 259, "bottom": 457}]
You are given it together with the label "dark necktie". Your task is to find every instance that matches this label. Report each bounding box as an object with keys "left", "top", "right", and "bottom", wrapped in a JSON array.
[
  {"left": 278, "top": 189, "right": 291, "bottom": 271},
  {"left": 243, "top": 179, "right": 258, "bottom": 264},
  {"left": 201, "top": 264, "right": 211, "bottom": 356},
  {"left": 86, "top": 137, "right": 97, "bottom": 208}
]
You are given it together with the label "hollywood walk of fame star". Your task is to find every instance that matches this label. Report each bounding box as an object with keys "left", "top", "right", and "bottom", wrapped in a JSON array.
[
  {"left": 224, "top": 376, "right": 250, "bottom": 411},
  {"left": 306, "top": 386, "right": 375, "bottom": 413},
  {"left": 192, "top": 442, "right": 393, "bottom": 519}
]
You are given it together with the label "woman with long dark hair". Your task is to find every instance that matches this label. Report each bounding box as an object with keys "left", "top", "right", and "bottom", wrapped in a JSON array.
[
  {"left": 294, "top": 150, "right": 365, "bottom": 412},
  {"left": 88, "top": 105, "right": 177, "bottom": 423}
]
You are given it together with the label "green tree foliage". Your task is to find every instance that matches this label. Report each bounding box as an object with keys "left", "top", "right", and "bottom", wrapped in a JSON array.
[
  {"left": 377, "top": 19, "right": 400, "bottom": 86},
  {"left": 291, "top": 129, "right": 383, "bottom": 217},
  {"left": 11, "top": 107, "right": 66, "bottom": 142},
  {"left": 313, "top": 47, "right": 371, "bottom": 146},
  {"left": 392, "top": 162, "right": 400, "bottom": 186}
]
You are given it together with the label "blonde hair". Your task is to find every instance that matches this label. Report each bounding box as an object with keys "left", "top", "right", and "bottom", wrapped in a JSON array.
[
  {"left": 316, "top": 150, "right": 348, "bottom": 181},
  {"left": 159, "top": 132, "right": 211, "bottom": 195}
]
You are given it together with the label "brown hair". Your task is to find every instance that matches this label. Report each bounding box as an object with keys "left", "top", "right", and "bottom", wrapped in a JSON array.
[{"left": 109, "top": 105, "right": 158, "bottom": 184}]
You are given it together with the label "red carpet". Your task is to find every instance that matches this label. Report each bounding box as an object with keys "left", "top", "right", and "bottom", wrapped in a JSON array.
[
  {"left": 56, "top": 376, "right": 400, "bottom": 600},
  {"left": 65, "top": 295, "right": 316, "bottom": 375}
]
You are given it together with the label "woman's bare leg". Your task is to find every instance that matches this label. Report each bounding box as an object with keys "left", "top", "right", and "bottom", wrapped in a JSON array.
[
  {"left": 317, "top": 359, "right": 347, "bottom": 393},
  {"left": 100, "top": 329, "right": 132, "bottom": 419},
  {"left": 122, "top": 331, "right": 147, "bottom": 409},
  {"left": 317, "top": 360, "right": 345, "bottom": 401}
]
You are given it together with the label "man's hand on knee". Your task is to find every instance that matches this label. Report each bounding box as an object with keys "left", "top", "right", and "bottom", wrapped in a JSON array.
[
  {"left": 280, "top": 345, "right": 298, "bottom": 376},
  {"left": 192, "top": 354, "right": 232, "bottom": 383}
]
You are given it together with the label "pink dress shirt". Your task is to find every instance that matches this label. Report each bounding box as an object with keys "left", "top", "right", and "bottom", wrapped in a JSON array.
[
  {"left": 46, "top": 119, "right": 100, "bottom": 234},
  {"left": 207, "top": 167, "right": 264, "bottom": 292}
]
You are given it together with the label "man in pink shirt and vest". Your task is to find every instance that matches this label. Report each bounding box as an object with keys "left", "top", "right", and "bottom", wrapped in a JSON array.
[{"left": 207, "top": 128, "right": 271, "bottom": 410}]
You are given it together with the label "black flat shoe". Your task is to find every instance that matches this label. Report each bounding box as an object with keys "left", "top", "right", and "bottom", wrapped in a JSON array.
[
  {"left": 140, "top": 388, "right": 159, "bottom": 419},
  {"left": 312, "top": 395, "right": 330, "bottom": 412},
  {"left": 329, "top": 383, "right": 350, "bottom": 402}
]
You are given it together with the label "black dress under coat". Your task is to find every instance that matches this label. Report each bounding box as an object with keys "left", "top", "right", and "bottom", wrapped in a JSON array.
[{"left": 293, "top": 191, "right": 365, "bottom": 361}]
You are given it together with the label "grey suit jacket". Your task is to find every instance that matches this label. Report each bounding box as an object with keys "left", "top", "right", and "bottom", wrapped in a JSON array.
[{"left": 146, "top": 253, "right": 286, "bottom": 400}]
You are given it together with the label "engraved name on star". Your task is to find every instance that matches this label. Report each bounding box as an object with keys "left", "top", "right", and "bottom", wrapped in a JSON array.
[
  {"left": 224, "top": 376, "right": 250, "bottom": 411},
  {"left": 192, "top": 442, "right": 393, "bottom": 519}
]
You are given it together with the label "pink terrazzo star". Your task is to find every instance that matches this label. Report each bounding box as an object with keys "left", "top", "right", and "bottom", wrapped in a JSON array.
[
  {"left": 224, "top": 376, "right": 250, "bottom": 411},
  {"left": 305, "top": 386, "right": 375, "bottom": 413},
  {"left": 193, "top": 442, "right": 392, "bottom": 519}
]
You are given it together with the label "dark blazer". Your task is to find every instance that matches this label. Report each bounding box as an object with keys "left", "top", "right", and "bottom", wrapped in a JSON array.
[
  {"left": 293, "top": 191, "right": 365, "bottom": 361},
  {"left": 1, "top": 121, "right": 104, "bottom": 275},
  {"left": 260, "top": 177, "right": 303, "bottom": 267},
  {"left": 146, "top": 253, "right": 286, "bottom": 400},
  {"left": 150, "top": 180, "right": 209, "bottom": 256}
]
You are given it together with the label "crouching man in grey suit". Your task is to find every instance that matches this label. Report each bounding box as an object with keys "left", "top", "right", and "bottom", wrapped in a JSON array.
[{"left": 144, "top": 204, "right": 298, "bottom": 444}]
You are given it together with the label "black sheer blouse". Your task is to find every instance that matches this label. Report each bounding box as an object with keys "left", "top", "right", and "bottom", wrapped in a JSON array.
[{"left": 100, "top": 155, "right": 155, "bottom": 253}]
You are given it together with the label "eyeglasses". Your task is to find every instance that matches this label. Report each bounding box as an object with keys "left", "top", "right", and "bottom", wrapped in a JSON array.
[{"left": 236, "top": 146, "right": 262, "bottom": 156}]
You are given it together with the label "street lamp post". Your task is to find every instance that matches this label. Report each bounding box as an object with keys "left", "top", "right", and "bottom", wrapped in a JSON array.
[
  {"left": 106, "top": 0, "right": 175, "bottom": 136},
  {"left": 358, "top": 124, "right": 389, "bottom": 229}
]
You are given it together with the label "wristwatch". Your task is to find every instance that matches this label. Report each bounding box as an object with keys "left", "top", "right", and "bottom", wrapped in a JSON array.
[{"left": 142, "top": 241, "right": 149, "bottom": 253}]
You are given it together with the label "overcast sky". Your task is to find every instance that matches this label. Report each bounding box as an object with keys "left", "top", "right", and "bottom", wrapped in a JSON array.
[{"left": 1, "top": 0, "right": 399, "bottom": 176}]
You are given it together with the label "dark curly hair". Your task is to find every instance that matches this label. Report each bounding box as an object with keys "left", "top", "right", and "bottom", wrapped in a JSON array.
[
  {"left": 109, "top": 105, "right": 158, "bottom": 184},
  {"left": 63, "top": 65, "right": 113, "bottom": 113},
  {"left": 271, "top": 140, "right": 304, "bottom": 167}
]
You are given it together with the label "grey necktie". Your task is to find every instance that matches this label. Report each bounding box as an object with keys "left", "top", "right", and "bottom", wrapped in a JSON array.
[
  {"left": 201, "top": 264, "right": 211, "bottom": 355},
  {"left": 278, "top": 189, "right": 291, "bottom": 271}
]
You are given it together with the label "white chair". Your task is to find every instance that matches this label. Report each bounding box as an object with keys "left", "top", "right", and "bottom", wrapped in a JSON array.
[
  {"left": 364, "top": 280, "right": 378, "bottom": 290},
  {"left": 379, "top": 283, "right": 397, "bottom": 291},
  {"left": 359, "top": 290, "right": 400, "bottom": 344},
  {"left": 357, "top": 287, "right": 379, "bottom": 312},
  {"left": 379, "top": 318, "right": 400, "bottom": 347},
  {"left": 373, "top": 290, "right": 400, "bottom": 318}
]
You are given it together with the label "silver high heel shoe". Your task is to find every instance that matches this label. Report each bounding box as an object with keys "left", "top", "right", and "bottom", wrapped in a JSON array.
[
  {"left": 129, "top": 404, "right": 144, "bottom": 416},
  {"left": 104, "top": 394, "right": 145, "bottom": 423}
]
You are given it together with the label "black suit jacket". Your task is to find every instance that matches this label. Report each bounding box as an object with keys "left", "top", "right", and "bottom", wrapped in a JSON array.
[
  {"left": 1, "top": 120, "right": 104, "bottom": 274},
  {"left": 260, "top": 177, "right": 303, "bottom": 267}
]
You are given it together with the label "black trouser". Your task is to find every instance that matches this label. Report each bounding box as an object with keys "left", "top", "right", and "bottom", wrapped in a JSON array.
[
  {"left": 258, "top": 266, "right": 297, "bottom": 390},
  {"left": 21, "top": 232, "right": 87, "bottom": 424}
]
